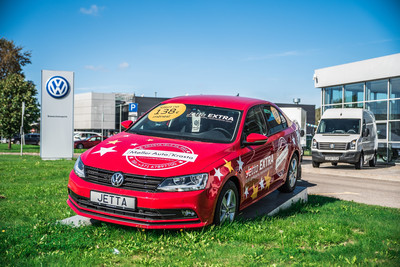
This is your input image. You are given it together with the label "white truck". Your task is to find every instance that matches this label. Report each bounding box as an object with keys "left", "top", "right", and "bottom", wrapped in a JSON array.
[
  {"left": 280, "top": 107, "right": 307, "bottom": 149},
  {"left": 311, "top": 108, "right": 377, "bottom": 169}
]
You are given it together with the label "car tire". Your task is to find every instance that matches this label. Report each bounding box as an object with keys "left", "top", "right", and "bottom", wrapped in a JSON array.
[
  {"left": 312, "top": 161, "right": 320, "bottom": 168},
  {"left": 77, "top": 144, "right": 84, "bottom": 149},
  {"left": 355, "top": 153, "right": 363, "bottom": 169},
  {"left": 214, "top": 180, "right": 239, "bottom": 225},
  {"left": 278, "top": 154, "right": 298, "bottom": 193},
  {"left": 369, "top": 152, "right": 377, "bottom": 167}
]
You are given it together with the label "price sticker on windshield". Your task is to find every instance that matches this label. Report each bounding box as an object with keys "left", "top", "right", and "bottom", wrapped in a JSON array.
[
  {"left": 148, "top": 104, "right": 186, "bottom": 122},
  {"left": 271, "top": 107, "right": 281, "bottom": 124}
]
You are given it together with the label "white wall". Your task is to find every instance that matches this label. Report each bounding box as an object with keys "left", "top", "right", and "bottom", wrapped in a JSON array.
[
  {"left": 74, "top": 92, "right": 116, "bottom": 130},
  {"left": 314, "top": 53, "right": 400, "bottom": 88}
]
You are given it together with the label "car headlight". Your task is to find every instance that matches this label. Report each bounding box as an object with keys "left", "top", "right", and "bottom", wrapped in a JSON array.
[
  {"left": 157, "top": 173, "right": 208, "bottom": 192},
  {"left": 349, "top": 139, "right": 357, "bottom": 150},
  {"left": 74, "top": 156, "right": 85, "bottom": 178},
  {"left": 312, "top": 139, "right": 318, "bottom": 149}
]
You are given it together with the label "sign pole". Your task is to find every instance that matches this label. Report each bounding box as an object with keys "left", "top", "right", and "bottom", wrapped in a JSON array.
[{"left": 20, "top": 101, "right": 25, "bottom": 156}]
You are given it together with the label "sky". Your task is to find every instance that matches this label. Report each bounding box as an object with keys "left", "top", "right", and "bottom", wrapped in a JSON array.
[{"left": 1, "top": 0, "right": 400, "bottom": 108}]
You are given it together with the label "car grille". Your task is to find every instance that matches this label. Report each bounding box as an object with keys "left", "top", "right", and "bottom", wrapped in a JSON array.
[
  {"left": 68, "top": 190, "right": 199, "bottom": 223},
  {"left": 84, "top": 166, "right": 164, "bottom": 192},
  {"left": 318, "top": 142, "right": 347, "bottom": 150}
]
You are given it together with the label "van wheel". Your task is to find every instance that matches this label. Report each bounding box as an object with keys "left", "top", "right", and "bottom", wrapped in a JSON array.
[
  {"left": 331, "top": 162, "right": 338, "bottom": 166},
  {"left": 312, "top": 161, "right": 320, "bottom": 168},
  {"left": 355, "top": 153, "right": 363, "bottom": 169},
  {"left": 214, "top": 180, "right": 238, "bottom": 225},
  {"left": 369, "top": 152, "right": 377, "bottom": 167},
  {"left": 278, "top": 154, "right": 298, "bottom": 193}
]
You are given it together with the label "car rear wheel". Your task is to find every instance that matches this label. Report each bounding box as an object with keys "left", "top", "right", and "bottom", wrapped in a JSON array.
[
  {"left": 278, "top": 154, "right": 298, "bottom": 193},
  {"left": 214, "top": 180, "right": 238, "bottom": 225},
  {"left": 77, "top": 143, "right": 84, "bottom": 149},
  {"left": 369, "top": 152, "right": 377, "bottom": 167}
]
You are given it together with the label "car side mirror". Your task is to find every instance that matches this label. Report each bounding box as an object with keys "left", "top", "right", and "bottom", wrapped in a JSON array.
[
  {"left": 121, "top": 120, "right": 133, "bottom": 129},
  {"left": 242, "top": 133, "right": 268, "bottom": 146}
]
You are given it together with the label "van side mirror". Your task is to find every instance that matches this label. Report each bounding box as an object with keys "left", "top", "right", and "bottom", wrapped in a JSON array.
[
  {"left": 121, "top": 120, "right": 133, "bottom": 129},
  {"left": 363, "top": 128, "right": 369, "bottom": 137},
  {"left": 242, "top": 133, "right": 268, "bottom": 146},
  {"left": 300, "top": 130, "right": 305, "bottom": 137}
]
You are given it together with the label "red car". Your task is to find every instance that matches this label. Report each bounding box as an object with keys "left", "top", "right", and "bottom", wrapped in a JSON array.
[
  {"left": 67, "top": 95, "right": 302, "bottom": 229},
  {"left": 74, "top": 136, "right": 107, "bottom": 149}
]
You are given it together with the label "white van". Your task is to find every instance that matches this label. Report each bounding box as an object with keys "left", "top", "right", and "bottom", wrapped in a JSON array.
[{"left": 311, "top": 108, "right": 377, "bottom": 169}]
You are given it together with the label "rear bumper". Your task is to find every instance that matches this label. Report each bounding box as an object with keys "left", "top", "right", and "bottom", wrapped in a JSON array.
[{"left": 312, "top": 150, "right": 361, "bottom": 164}]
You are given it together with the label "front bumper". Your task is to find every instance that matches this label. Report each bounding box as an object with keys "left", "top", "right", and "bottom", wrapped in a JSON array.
[
  {"left": 312, "top": 150, "right": 361, "bottom": 164},
  {"left": 67, "top": 171, "right": 213, "bottom": 229}
]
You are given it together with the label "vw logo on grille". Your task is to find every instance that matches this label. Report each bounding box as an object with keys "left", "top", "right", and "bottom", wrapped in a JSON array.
[
  {"left": 330, "top": 143, "right": 335, "bottom": 149},
  {"left": 46, "top": 76, "right": 70, "bottom": 98},
  {"left": 110, "top": 172, "right": 124, "bottom": 187}
]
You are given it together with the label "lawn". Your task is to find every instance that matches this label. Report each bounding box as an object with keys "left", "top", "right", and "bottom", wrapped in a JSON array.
[
  {"left": 0, "top": 143, "right": 86, "bottom": 154},
  {"left": 0, "top": 155, "right": 399, "bottom": 266}
]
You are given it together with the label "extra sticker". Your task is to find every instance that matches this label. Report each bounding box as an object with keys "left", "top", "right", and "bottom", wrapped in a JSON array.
[
  {"left": 271, "top": 107, "right": 281, "bottom": 124},
  {"left": 148, "top": 104, "right": 186, "bottom": 122},
  {"left": 123, "top": 143, "right": 198, "bottom": 170},
  {"left": 276, "top": 137, "right": 288, "bottom": 176}
]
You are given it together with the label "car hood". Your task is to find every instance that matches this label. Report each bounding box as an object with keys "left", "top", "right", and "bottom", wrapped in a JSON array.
[
  {"left": 81, "top": 132, "right": 233, "bottom": 177},
  {"left": 314, "top": 134, "right": 360, "bottom": 143}
]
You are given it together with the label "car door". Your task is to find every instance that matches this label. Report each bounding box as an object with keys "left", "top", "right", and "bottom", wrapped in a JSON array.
[
  {"left": 261, "top": 105, "right": 291, "bottom": 183},
  {"left": 240, "top": 106, "right": 275, "bottom": 206}
]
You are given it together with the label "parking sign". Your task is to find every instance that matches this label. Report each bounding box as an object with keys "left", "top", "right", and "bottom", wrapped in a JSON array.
[{"left": 129, "top": 103, "right": 138, "bottom": 112}]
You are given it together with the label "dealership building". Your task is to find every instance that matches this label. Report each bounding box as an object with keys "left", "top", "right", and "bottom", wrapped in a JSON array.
[{"left": 314, "top": 53, "right": 400, "bottom": 163}]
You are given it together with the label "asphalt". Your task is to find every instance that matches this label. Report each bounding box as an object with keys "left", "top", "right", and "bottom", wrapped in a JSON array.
[{"left": 301, "top": 156, "right": 400, "bottom": 182}]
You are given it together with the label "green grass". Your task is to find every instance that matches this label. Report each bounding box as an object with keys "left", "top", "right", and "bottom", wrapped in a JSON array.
[
  {"left": 0, "top": 143, "right": 86, "bottom": 154},
  {"left": 1, "top": 155, "right": 399, "bottom": 266}
]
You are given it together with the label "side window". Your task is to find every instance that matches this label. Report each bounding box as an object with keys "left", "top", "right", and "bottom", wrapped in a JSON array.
[
  {"left": 243, "top": 106, "right": 267, "bottom": 137},
  {"left": 262, "top": 105, "right": 288, "bottom": 135}
]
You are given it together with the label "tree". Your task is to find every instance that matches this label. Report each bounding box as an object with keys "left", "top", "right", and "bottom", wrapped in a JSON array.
[
  {"left": 0, "top": 37, "right": 32, "bottom": 80},
  {"left": 0, "top": 74, "right": 40, "bottom": 149}
]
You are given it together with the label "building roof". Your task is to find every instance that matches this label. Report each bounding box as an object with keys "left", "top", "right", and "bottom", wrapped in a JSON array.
[{"left": 314, "top": 53, "right": 400, "bottom": 88}]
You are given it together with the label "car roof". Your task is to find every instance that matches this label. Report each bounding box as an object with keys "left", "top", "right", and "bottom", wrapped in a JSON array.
[{"left": 162, "top": 95, "right": 271, "bottom": 110}]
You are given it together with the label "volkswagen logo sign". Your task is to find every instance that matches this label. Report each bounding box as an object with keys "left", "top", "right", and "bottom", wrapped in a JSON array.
[
  {"left": 110, "top": 172, "right": 125, "bottom": 187},
  {"left": 330, "top": 143, "right": 335, "bottom": 149},
  {"left": 46, "top": 76, "right": 70, "bottom": 98}
]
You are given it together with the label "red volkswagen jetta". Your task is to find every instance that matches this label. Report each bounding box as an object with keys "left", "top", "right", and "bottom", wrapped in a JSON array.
[{"left": 67, "top": 95, "right": 302, "bottom": 229}]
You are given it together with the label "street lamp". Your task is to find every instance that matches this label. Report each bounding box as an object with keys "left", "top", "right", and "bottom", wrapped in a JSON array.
[{"left": 119, "top": 101, "right": 126, "bottom": 133}]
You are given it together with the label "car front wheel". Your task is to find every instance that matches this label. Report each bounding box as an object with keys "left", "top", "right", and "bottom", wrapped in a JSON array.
[
  {"left": 77, "top": 144, "right": 84, "bottom": 149},
  {"left": 214, "top": 180, "right": 238, "bottom": 225}
]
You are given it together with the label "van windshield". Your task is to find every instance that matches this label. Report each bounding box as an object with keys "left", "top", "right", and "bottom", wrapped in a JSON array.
[
  {"left": 128, "top": 103, "right": 241, "bottom": 143},
  {"left": 317, "top": 119, "right": 360, "bottom": 134}
]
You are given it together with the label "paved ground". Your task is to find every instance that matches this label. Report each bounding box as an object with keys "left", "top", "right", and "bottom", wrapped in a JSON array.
[{"left": 300, "top": 156, "right": 400, "bottom": 208}]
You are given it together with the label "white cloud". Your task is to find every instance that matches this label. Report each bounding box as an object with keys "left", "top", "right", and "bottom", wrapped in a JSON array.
[
  {"left": 80, "top": 5, "right": 103, "bottom": 16},
  {"left": 84, "top": 65, "right": 107, "bottom": 72},
  {"left": 118, "top": 62, "right": 130, "bottom": 70}
]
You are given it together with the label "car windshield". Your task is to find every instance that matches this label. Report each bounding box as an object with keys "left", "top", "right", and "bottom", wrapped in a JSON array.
[
  {"left": 317, "top": 119, "right": 361, "bottom": 134},
  {"left": 128, "top": 103, "right": 242, "bottom": 143}
]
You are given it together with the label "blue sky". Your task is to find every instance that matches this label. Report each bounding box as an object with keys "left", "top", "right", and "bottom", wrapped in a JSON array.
[{"left": 1, "top": 0, "right": 399, "bottom": 107}]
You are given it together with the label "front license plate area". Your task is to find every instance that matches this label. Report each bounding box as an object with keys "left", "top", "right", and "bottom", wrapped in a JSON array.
[
  {"left": 90, "top": 191, "right": 136, "bottom": 210},
  {"left": 325, "top": 156, "right": 339, "bottom": 161}
]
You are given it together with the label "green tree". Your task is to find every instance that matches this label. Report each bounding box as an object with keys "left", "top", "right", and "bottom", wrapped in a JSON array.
[
  {"left": 0, "top": 74, "right": 40, "bottom": 149},
  {"left": 0, "top": 37, "right": 32, "bottom": 80}
]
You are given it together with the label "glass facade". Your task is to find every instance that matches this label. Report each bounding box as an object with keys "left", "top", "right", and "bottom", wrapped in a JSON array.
[{"left": 322, "top": 76, "right": 400, "bottom": 163}]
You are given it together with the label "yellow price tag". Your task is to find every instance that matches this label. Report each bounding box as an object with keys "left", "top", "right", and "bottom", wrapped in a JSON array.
[
  {"left": 148, "top": 104, "right": 186, "bottom": 122},
  {"left": 271, "top": 107, "right": 281, "bottom": 124}
]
